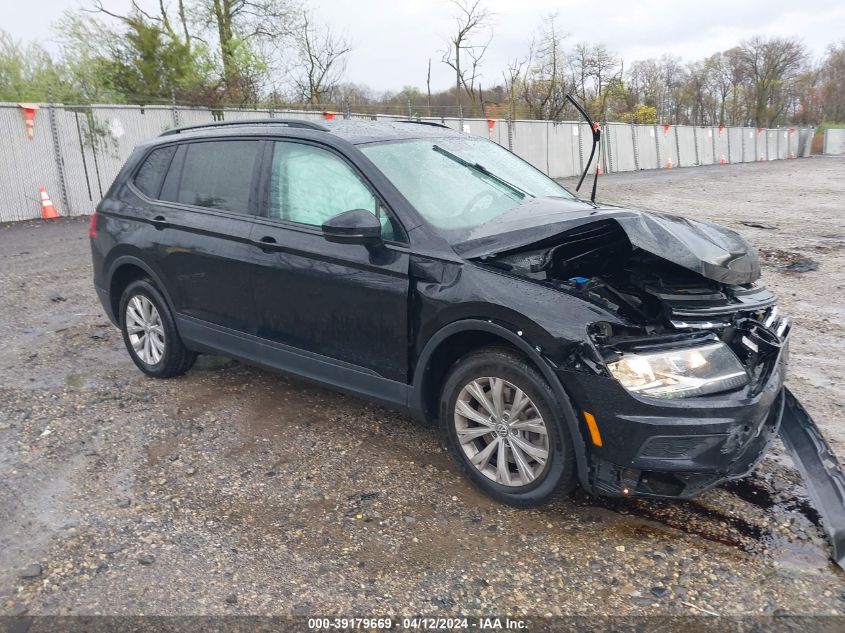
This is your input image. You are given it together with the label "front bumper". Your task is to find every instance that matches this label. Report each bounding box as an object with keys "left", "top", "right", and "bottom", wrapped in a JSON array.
[{"left": 559, "top": 339, "right": 788, "bottom": 498}]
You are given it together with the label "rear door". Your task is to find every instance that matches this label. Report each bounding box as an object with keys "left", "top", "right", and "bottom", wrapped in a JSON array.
[
  {"left": 136, "top": 138, "right": 263, "bottom": 335},
  {"left": 249, "top": 139, "right": 410, "bottom": 396}
]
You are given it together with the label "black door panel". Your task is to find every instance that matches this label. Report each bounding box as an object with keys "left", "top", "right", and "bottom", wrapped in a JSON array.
[
  {"left": 250, "top": 221, "right": 410, "bottom": 383},
  {"left": 136, "top": 138, "right": 263, "bottom": 333},
  {"left": 149, "top": 205, "right": 257, "bottom": 333}
]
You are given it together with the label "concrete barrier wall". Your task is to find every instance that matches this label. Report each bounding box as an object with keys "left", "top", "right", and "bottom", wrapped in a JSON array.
[
  {"left": 824, "top": 129, "right": 845, "bottom": 155},
  {"left": 0, "top": 102, "right": 817, "bottom": 222}
]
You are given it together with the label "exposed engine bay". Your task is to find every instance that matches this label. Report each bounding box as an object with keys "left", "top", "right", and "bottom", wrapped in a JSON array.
[{"left": 477, "top": 217, "right": 791, "bottom": 392}]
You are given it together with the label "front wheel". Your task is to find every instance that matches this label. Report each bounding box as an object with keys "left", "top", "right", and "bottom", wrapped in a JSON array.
[
  {"left": 439, "top": 347, "right": 576, "bottom": 507},
  {"left": 119, "top": 279, "right": 196, "bottom": 378}
]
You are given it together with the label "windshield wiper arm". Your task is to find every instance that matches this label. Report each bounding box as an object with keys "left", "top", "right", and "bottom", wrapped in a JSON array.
[
  {"left": 565, "top": 94, "right": 601, "bottom": 203},
  {"left": 432, "top": 145, "right": 533, "bottom": 200}
]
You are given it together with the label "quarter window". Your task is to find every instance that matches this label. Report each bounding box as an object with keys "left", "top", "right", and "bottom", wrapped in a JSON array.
[
  {"left": 175, "top": 141, "right": 260, "bottom": 213},
  {"left": 133, "top": 146, "right": 177, "bottom": 199}
]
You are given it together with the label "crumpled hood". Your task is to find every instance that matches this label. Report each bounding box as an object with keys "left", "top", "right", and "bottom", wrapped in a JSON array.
[{"left": 454, "top": 197, "right": 761, "bottom": 285}]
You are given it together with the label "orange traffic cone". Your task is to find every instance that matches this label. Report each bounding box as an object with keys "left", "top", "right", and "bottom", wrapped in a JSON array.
[
  {"left": 758, "top": 152, "right": 765, "bottom": 161},
  {"left": 596, "top": 165, "right": 603, "bottom": 176},
  {"left": 720, "top": 154, "right": 727, "bottom": 165},
  {"left": 789, "top": 151, "right": 796, "bottom": 159},
  {"left": 39, "top": 186, "right": 60, "bottom": 220},
  {"left": 665, "top": 157, "right": 673, "bottom": 169}
]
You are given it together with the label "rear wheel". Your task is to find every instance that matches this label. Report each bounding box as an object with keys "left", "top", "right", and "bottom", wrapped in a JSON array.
[
  {"left": 119, "top": 279, "right": 196, "bottom": 378},
  {"left": 439, "top": 347, "right": 576, "bottom": 507}
]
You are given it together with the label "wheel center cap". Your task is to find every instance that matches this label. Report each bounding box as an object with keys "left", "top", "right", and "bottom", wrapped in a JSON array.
[{"left": 495, "top": 422, "right": 509, "bottom": 438}]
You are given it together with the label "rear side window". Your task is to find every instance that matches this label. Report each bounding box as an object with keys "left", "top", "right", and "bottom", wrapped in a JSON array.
[
  {"left": 133, "top": 146, "right": 177, "bottom": 199},
  {"left": 174, "top": 141, "right": 261, "bottom": 214}
]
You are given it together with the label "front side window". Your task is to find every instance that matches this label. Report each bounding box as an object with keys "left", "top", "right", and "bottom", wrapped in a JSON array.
[
  {"left": 361, "top": 137, "right": 574, "bottom": 244},
  {"left": 175, "top": 141, "right": 260, "bottom": 213},
  {"left": 269, "top": 141, "right": 401, "bottom": 240},
  {"left": 133, "top": 145, "right": 177, "bottom": 199}
]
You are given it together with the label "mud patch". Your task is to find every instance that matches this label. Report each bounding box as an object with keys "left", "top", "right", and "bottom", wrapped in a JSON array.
[
  {"left": 758, "top": 247, "right": 819, "bottom": 273},
  {"left": 573, "top": 473, "right": 833, "bottom": 571}
]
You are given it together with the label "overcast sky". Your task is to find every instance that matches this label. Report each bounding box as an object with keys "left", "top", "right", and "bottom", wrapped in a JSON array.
[{"left": 4, "top": 0, "right": 845, "bottom": 92}]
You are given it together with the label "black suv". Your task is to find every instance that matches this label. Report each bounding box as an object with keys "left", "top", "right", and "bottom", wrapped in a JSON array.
[{"left": 90, "top": 119, "right": 790, "bottom": 506}]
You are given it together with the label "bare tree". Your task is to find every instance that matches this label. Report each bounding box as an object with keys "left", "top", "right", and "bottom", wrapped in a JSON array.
[
  {"left": 820, "top": 41, "right": 845, "bottom": 122},
  {"left": 739, "top": 36, "right": 808, "bottom": 127},
  {"left": 440, "top": 0, "right": 492, "bottom": 113},
  {"left": 502, "top": 57, "right": 526, "bottom": 119},
  {"left": 589, "top": 44, "right": 619, "bottom": 98},
  {"left": 521, "top": 14, "right": 569, "bottom": 120},
  {"left": 196, "top": 0, "right": 298, "bottom": 94},
  {"left": 570, "top": 42, "right": 590, "bottom": 100},
  {"left": 290, "top": 10, "right": 351, "bottom": 105}
]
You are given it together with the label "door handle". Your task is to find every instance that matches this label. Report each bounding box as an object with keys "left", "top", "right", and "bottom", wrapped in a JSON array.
[
  {"left": 255, "top": 235, "right": 282, "bottom": 252},
  {"left": 151, "top": 215, "right": 168, "bottom": 229}
]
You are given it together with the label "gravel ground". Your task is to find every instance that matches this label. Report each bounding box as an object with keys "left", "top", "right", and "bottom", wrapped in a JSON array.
[{"left": 1, "top": 157, "right": 844, "bottom": 618}]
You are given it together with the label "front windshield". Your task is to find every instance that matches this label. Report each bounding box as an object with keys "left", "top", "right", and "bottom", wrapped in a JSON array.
[{"left": 360, "top": 136, "right": 575, "bottom": 243}]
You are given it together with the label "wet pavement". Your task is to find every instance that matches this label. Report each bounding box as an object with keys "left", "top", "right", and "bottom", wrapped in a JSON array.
[{"left": 1, "top": 157, "right": 844, "bottom": 617}]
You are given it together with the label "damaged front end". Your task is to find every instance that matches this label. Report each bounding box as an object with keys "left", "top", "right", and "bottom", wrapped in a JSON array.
[
  {"left": 469, "top": 205, "right": 845, "bottom": 565},
  {"left": 473, "top": 211, "right": 791, "bottom": 498}
]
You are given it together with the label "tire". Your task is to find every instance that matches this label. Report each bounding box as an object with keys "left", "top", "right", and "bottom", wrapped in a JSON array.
[
  {"left": 439, "top": 347, "right": 576, "bottom": 507},
  {"left": 119, "top": 279, "right": 196, "bottom": 378}
]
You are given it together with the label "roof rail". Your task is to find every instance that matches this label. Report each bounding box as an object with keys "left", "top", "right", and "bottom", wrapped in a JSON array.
[
  {"left": 159, "top": 118, "right": 329, "bottom": 137},
  {"left": 396, "top": 119, "right": 452, "bottom": 130}
]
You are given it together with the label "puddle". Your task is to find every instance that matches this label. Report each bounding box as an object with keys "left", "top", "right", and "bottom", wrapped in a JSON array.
[
  {"left": 571, "top": 474, "right": 833, "bottom": 571},
  {"left": 723, "top": 477, "right": 822, "bottom": 528}
]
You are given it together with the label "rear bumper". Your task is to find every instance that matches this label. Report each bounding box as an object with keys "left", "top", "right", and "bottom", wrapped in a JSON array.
[
  {"left": 558, "top": 342, "right": 788, "bottom": 498},
  {"left": 95, "top": 284, "right": 118, "bottom": 326}
]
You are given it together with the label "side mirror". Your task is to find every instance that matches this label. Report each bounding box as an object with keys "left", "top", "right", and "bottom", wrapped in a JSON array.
[{"left": 322, "top": 209, "right": 382, "bottom": 245}]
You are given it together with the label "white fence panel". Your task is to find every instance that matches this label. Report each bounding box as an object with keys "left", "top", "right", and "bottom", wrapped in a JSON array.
[
  {"left": 823, "top": 129, "right": 845, "bottom": 155},
  {"left": 655, "top": 125, "right": 677, "bottom": 169},
  {"left": 548, "top": 122, "right": 582, "bottom": 178},
  {"left": 0, "top": 105, "right": 66, "bottom": 220},
  {"left": 675, "top": 126, "right": 697, "bottom": 167},
  {"left": 713, "top": 128, "right": 729, "bottom": 164},
  {"left": 511, "top": 120, "right": 549, "bottom": 175},
  {"left": 695, "top": 127, "right": 715, "bottom": 165},
  {"left": 727, "top": 127, "right": 743, "bottom": 164},
  {"left": 605, "top": 123, "right": 636, "bottom": 173},
  {"left": 633, "top": 125, "right": 659, "bottom": 170}
]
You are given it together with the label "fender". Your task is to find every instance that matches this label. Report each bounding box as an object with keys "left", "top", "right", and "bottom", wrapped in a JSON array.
[
  {"left": 104, "top": 253, "right": 177, "bottom": 322},
  {"left": 410, "top": 318, "right": 591, "bottom": 491}
]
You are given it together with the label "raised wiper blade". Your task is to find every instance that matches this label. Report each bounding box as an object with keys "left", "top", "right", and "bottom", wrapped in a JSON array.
[
  {"left": 432, "top": 145, "right": 532, "bottom": 200},
  {"left": 565, "top": 94, "right": 601, "bottom": 203}
]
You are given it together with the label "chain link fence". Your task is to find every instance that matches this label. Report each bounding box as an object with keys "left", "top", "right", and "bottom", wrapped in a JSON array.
[{"left": 0, "top": 102, "right": 817, "bottom": 222}]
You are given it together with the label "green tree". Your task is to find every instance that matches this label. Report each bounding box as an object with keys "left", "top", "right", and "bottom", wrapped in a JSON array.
[{"left": 0, "top": 30, "right": 72, "bottom": 101}]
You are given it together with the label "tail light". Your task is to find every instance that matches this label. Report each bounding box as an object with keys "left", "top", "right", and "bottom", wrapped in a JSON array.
[{"left": 88, "top": 211, "right": 98, "bottom": 238}]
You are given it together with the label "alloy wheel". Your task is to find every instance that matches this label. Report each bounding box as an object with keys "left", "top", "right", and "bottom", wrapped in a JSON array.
[
  {"left": 454, "top": 377, "right": 550, "bottom": 487},
  {"left": 125, "top": 295, "right": 166, "bottom": 365}
]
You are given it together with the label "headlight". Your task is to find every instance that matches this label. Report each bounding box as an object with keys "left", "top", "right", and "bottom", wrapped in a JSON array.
[{"left": 607, "top": 342, "right": 748, "bottom": 399}]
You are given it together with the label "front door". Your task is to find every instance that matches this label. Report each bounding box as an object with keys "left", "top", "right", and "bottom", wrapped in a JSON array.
[{"left": 250, "top": 140, "right": 410, "bottom": 399}]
